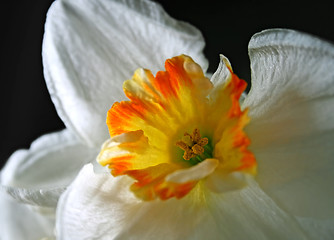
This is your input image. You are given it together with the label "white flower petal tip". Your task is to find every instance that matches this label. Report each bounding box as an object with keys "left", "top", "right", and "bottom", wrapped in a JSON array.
[
  {"left": 244, "top": 28, "right": 334, "bottom": 219},
  {"left": 0, "top": 183, "right": 64, "bottom": 208},
  {"left": 249, "top": 28, "right": 334, "bottom": 55},
  {"left": 165, "top": 158, "right": 219, "bottom": 183},
  {"left": 245, "top": 28, "right": 334, "bottom": 117},
  {"left": 210, "top": 54, "right": 233, "bottom": 88},
  {"left": 219, "top": 54, "right": 232, "bottom": 70},
  {"left": 1, "top": 130, "right": 97, "bottom": 207},
  {"left": 42, "top": 0, "right": 208, "bottom": 147}
]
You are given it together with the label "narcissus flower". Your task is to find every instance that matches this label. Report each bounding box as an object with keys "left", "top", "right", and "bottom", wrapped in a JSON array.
[
  {"left": 1, "top": 0, "right": 334, "bottom": 239},
  {"left": 56, "top": 31, "right": 334, "bottom": 240}
]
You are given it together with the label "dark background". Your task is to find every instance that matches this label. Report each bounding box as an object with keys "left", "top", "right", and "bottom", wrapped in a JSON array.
[{"left": 1, "top": 0, "right": 334, "bottom": 168}]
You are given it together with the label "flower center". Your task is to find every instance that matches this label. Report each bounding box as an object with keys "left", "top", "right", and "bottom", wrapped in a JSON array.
[{"left": 176, "top": 128, "right": 213, "bottom": 165}]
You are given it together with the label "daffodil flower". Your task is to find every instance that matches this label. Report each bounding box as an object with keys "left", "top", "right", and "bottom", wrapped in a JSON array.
[
  {"left": 56, "top": 26, "right": 334, "bottom": 238},
  {"left": 0, "top": 0, "right": 208, "bottom": 239},
  {"left": 1, "top": 0, "right": 334, "bottom": 239}
]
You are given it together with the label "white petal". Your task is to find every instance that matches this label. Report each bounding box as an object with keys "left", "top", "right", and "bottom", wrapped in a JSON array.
[
  {"left": 297, "top": 217, "right": 334, "bottom": 240},
  {"left": 205, "top": 171, "right": 248, "bottom": 193},
  {"left": 1, "top": 129, "right": 98, "bottom": 207},
  {"left": 244, "top": 29, "right": 334, "bottom": 218},
  {"left": 57, "top": 164, "right": 310, "bottom": 239},
  {"left": 0, "top": 191, "right": 55, "bottom": 240},
  {"left": 42, "top": 0, "right": 208, "bottom": 147}
]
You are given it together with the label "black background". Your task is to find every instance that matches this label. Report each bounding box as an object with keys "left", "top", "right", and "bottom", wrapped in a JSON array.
[{"left": 1, "top": 0, "right": 334, "bottom": 168}]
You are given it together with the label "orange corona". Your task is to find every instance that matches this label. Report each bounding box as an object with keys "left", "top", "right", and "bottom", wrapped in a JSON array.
[{"left": 97, "top": 55, "right": 256, "bottom": 201}]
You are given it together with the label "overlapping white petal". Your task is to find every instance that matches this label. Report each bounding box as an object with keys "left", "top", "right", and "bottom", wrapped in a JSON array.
[
  {"left": 1, "top": 129, "right": 98, "bottom": 207},
  {"left": 243, "top": 29, "right": 334, "bottom": 219},
  {"left": 42, "top": 0, "right": 208, "bottom": 147},
  {"left": 0, "top": 191, "right": 55, "bottom": 240},
  {"left": 297, "top": 217, "right": 334, "bottom": 240},
  {"left": 57, "top": 164, "right": 308, "bottom": 240}
]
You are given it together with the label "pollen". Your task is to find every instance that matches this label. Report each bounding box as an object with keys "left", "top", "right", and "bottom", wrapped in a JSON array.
[{"left": 176, "top": 128, "right": 209, "bottom": 161}]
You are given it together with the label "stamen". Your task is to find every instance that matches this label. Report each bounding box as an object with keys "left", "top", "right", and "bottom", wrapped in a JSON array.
[
  {"left": 192, "top": 128, "right": 201, "bottom": 142},
  {"left": 176, "top": 128, "right": 209, "bottom": 161},
  {"left": 192, "top": 144, "right": 204, "bottom": 155},
  {"left": 175, "top": 141, "right": 189, "bottom": 151}
]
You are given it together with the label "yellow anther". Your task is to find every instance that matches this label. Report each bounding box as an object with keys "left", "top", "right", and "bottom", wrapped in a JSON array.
[
  {"left": 183, "top": 151, "right": 196, "bottom": 160},
  {"left": 192, "top": 128, "right": 201, "bottom": 142},
  {"left": 192, "top": 144, "right": 204, "bottom": 155},
  {"left": 176, "top": 128, "right": 208, "bottom": 160},
  {"left": 176, "top": 141, "right": 189, "bottom": 151},
  {"left": 197, "top": 138, "right": 208, "bottom": 146}
]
